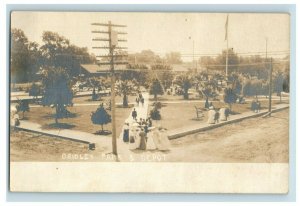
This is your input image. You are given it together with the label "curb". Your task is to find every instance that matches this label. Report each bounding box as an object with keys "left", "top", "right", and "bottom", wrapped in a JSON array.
[{"left": 168, "top": 105, "right": 289, "bottom": 139}]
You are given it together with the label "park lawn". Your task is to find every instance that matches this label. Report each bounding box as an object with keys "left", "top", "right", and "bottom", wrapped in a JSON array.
[
  {"left": 148, "top": 93, "right": 201, "bottom": 102},
  {"left": 25, "top": 103, "right": 132, "bottom": 136},
  {"left": 149, "top": 99, "right": 284, "bottom": 131},
  {"left": 73, "top": 94, "right": 137, "bottom": 105}
]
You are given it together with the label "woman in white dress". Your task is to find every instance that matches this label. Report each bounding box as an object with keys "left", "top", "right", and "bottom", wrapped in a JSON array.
[
  {"left": 207, "top": 106, "right": 216, "bottom": 124},
  {"left": 146, "top": 127, "right": 157, "bottom": 150},
  {"left": 152, "top": 127, "right": 170, "bottom": 151},
  {"left": 129, "top": 122, "right": 140, "bottom": 150}
]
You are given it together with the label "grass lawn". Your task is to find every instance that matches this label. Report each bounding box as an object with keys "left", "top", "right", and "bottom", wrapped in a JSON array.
[
  {"left": 149, "top": 99, "right": 287, "bottom": 131},
  {"left": 73, "top": 94, "right": 137, "bottom": 105},
  {"left": 25, "top": 96, "right": 133, "bottom": 136}
]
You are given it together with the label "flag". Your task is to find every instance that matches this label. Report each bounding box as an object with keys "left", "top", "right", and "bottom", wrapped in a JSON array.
[{"left": 225, "top": 14, "right": 229, "bottom": 41}]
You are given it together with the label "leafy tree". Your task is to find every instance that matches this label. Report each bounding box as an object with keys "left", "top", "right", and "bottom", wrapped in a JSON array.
[
  {"left": 165, "top": 52, "right": 182, "bottom": 64},
  {"left": 91, "top": 103, "right": 112, "bottom": 133},
  {"left": 16, "top": 99, "right": 30, "bottom": 119},
  {"left": 11, "top": 28, "right": 41, "bottom": 83},
  {"left": 174, "top": 74, "right": 193, "bottom": 100},
  {"left": 29, "top": 83, "right": 41, "bottom": 100},
  {"left": 41, "top": 67, "right": 73, "bottom": 124},
  {"left": 116, "top": 80, "right": 135, "bottom": 107},
  {"left": 40, "top": 31, "right": 95, "bottom": 77},
  {"left": 223, "top": 87, "right": 238, "bottom": 111},
  {"left": 273, "top": 72, "right": 285, "bottom": 102},
  {"left": 149, "top": 78, "right": 164, "bottom": 101}
]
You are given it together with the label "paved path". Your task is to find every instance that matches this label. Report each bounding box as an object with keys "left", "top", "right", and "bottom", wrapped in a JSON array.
[
  {"left": 16, "top": 120, "right": 112, "bottom": 151},
  {"left": 167, "top": 103, "right": 289, "bottom": 139}
]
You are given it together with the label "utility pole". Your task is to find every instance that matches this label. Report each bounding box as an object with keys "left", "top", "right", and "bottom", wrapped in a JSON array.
[
  {"left": 268, "top": 58, "right": 273, "bottom": 115},
  {"left": 91, "top": 21, "right": 127, "bottom": 156}
]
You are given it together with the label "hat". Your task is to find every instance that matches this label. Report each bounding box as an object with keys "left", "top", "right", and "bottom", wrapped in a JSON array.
[
  {"left": 132, "top": 122, "right": 140, "bottom": 127},
  {"left": 148, "top": 126, "right": 156, "bottom": 131}
]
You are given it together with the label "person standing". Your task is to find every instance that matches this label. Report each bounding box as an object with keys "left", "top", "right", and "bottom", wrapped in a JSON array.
[
  {"left": 146, "top": 127, "right": 157, "bottom": 150},
  {"left": 136, "top": 96, "right": 140, "bottom": 106},
  {"left": 141, "top": 97, "right": 144, "bottom": 107},
  {"left": 147, "top": 117, "right": 152, "bottom": 127},
  {"left": 138, "top": 128, "right": 147, "bottom": 150},
  {"left": 122, "top": 122, "right": 130, "bottom": 143},
  {"left": 132, "top": 108, "right": 137, "bottom": 120},
  {"left": 207, "top": 106, "right": 216, "bottom": 124},
  {"left": 214, "top": 109, "right": 220, "bottom": 123}
]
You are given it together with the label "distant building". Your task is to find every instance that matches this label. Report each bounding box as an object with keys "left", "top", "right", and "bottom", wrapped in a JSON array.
[
  {"left": 80, "top": 64, "right": 127, "bottom": 77},
  {"left": 170, "top": 63, "right": 203, "bottom": 73}
]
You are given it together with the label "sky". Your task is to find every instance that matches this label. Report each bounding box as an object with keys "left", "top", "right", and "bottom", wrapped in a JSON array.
[{"left": 11, "top": 12, "right": 290, "bottom": 60}]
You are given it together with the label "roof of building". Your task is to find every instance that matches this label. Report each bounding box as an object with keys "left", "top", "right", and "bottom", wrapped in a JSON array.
[{"left": 80, "top": 64, "right": 127, "bottom": 73}]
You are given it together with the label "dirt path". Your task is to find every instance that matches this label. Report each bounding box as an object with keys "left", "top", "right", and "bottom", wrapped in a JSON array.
[{"left": 168, "top": 109, "right": 289, "bottom": 162}]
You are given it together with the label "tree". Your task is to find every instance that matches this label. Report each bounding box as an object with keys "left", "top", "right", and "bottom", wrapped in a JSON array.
[
  {"left": 16, "top": 99, "right": 30, "bottom": 119},
  {"left": 40, "top": 31, "right": 95, "bottom": 77},
  {"left": 29, "top": 82, "right": 41, "bottom": 101},
  {"left": 273, "top": 72, "right": 285, "bottom": 102},
  {"left": 116, "top": 80, "right": 135, "bottom": 107},
  {"left": 223, "top": 87, "right": 238, "bottom": 111},
  {"left": 165, "top": 52, "right": 182, "bottom": 64},
  {"left": 91, "top": 103, "right": 112, "bottom": 133},
  {"left": 41, "top": 67, "right": 73, "bottom": 124},
  {"left": 149, "top": 78, "right": 164, "bottom": 101},
  {"left": 174, "top": 74, "right": 193, "bottom": 100},
  {"left": 11, "top": 28, "right": 41, "bottom": 83}
]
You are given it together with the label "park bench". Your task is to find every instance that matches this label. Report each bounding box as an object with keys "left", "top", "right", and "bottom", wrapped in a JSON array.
[{"left": 194, "top": 106, "right": 204, "bottom": 119}]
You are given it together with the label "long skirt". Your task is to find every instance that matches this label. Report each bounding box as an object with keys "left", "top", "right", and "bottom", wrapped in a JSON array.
[
  {"left": 123, "top": 129, "right": 129, "bottom": 142},
  {"left": 146, "top": 132, "right": 157, "bottom": 150}
]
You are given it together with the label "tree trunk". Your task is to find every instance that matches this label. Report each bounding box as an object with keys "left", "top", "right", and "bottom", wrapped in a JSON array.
[
  {"left": 154, "top": 94, "right": 157, "bottom": 102},
  {"left": 55, "top": 106, "right": 59, "bottom": 124},
  {"left": 123, "top": 94, "right": 128, "bottom": 107},
  {"left": 23, "top": 111, "right": 25, "bottom": 119},
  {"left": 280, "top": 92, "right": 282, "bottom": 103},
  {"left": 101, "top": 124, "right": 104, "bottom": 132},
  {"left": 184, "top": 89, "right": 189, "bottom": 100}
]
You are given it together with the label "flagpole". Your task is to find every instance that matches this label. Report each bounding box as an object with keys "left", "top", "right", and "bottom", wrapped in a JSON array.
[{"left": 225, "top": 14, "right": 229, "bottom": 79}]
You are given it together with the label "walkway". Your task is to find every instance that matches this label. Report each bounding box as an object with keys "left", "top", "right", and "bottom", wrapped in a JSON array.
[{"left": 16, "top": 119, "right": 112, "bottom": 151}]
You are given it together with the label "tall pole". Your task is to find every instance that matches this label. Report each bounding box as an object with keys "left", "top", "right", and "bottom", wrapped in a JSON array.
[
  {"left": 268, "top": 58, "right": 273, "bottom": 114},
  {"left": 91, "top": 21, "right": 127, "bottom": 156},
  {"left": 108, "top": 21, "right": 117, "bottom": 155},
  {"left": 192, "top": 40, "right": 195, "bottom": 72},
  {"left": 225, "top": 35, "right": 229, "bottom": 78}
]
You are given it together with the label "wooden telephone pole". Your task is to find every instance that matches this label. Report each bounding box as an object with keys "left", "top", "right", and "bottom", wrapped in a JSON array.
[{"left": 91, "top": 21, "right": 127, "bottom": 155}]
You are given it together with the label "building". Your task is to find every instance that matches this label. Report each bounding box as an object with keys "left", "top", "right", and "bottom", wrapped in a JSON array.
[{"left": 80, "top": 64, "right": 127, "bottom": 77}]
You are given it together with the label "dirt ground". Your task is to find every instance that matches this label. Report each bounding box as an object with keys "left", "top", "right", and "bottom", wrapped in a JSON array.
[{"left": 169, "top": 109, "right": 289, "bottom": 163}]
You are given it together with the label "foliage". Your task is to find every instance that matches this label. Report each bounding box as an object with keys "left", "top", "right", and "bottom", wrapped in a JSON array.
[
  {"left": 11, "top": 28, "right": 41, "bottom": 83},
  {"left": 150, "top": 107, "right": 161, "bottom": 120},
  {"left": 91, "top": 103, "right": 112, "bottom": 132},
  {"left": 165, "top": 52, "right": 182, "bottom": 64},
  {"left": 149, "top": 78, "right": 164, "bottom": 101},
  {"left": 174, "top": 74, "right": 193, "bottom": 100},
  {"left": 40, "top": 31, "right": 96, "bottom": 77},
  {"left": 16, "top": 99, "right": 30, "bottom": 118},
  {"left": 116, "top": 80, "right": 135, "bottom": 107},
  {"left": 152, "top": 101, "right": 162, "bottom": 109},
  {"left": 41, "top": 67, "right": 73, "bottom": 123},
  {"left": 29, "top": 83, "right": 41, "bottom": 99},
  {"left": 223, "top": 87, "right": 238, "bottom": 110}
]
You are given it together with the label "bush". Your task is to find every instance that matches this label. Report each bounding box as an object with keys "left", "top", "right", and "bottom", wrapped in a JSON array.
[
  {"left": 150, "top": 107, "right": 161, "bottom": 120},
  {"left": 152, "top": 101, "right": 162, "bottom": 109}
]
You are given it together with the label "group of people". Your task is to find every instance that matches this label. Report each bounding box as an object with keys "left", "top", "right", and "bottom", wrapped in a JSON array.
[
  {"left": 207, "top": 106, "right": 230, "bottom": 124},
  {"left": 136, "top": 93, "right": 145, "bottom": 107},
  {"left": 122, "top": 121, "right": 170, "bottom": 152}
]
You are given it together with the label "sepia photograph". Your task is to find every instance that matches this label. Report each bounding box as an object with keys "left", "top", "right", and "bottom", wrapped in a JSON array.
[{"left": 9, "top": 11, "right": 290, "bottom": 192}]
